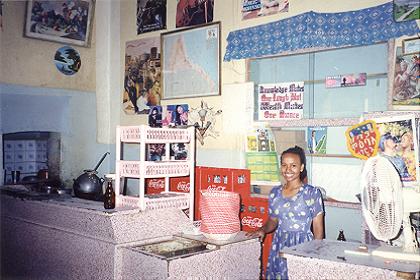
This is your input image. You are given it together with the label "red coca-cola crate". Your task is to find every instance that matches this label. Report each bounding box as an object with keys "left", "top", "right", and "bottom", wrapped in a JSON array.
[
  {"left": 145, "top": 178, "right": 165, "bottom": 194},
  {"left": 240, "top": 196, "right": 272, "bottom": 278}
]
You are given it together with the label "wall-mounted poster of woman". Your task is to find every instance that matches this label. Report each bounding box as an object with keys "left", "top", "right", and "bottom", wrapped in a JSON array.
[
  {"left": 374, "top": 115, "right": 419, "bottom": 187},
  {"left": 148, "top": 106, "right": 162, "bottom": 127}
]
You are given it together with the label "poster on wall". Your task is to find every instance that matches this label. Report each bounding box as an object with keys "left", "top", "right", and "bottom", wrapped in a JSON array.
[
  {"left": 0, "top": 1, "right": 3, "bottom": 31},
  {"left": 246, "top": 152, "right": 280, "bottom": 183},
  {"left": 393, "top": 0, "right": 420, "bottom": 22},
  {"left": 137, "top": 0, "right": 166, "bottom": 34},
  {"left": 148, "top": 105, "right": 162, "bottom": 127},
  {"left": 325, "top": 73, "right": 367, "bottom": 88},
  {"left": 307, "top": 127, "right": 327, "bottom": 154},
  {"left": 392, "top": 47, "right": 419, "bottom": 106},
  {"left": 24, "top": 0, "right": 95, "bottom": 47},
  {"left": 345, "top": 120, "right": 380, "bottom": 160},
  {"left": 257, "top": 82, "right": 304, "bottom": 121},
  {"left": 246, "top": 126, "right": 276, "bottom": 152},
  {"left": 162, "top": 104, "right": 189, "bottom": 127},
  {"left": 123, "top": 37, "right": 161, "bottom": 115},
  {"left": 374, "top": 114, "right": 419, "bottom": 187},
  {"left": 242, "top": 0, "right": 289, "bottom": 20},
  {"left": 176, "top": 0, "right": 214, "bottom": 28}
]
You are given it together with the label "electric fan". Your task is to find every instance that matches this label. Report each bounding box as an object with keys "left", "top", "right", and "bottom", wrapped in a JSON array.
[{"left": 358, "top": 155, "right": 420, "bottom": 262}]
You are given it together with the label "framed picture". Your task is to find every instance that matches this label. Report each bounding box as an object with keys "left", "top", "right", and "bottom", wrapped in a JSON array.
[
  {"left": 393, "top": 0, "right": 420, "bottom": 22},
  {"left": 373, "top": 114, "right": 419, "bottom": 187},
  {"left": 24, "top": 0, "right": 95, "bottom": 47},
  {"left": 392, "top": 48, "right": 419, "bottom": 106},
  {"left": 402, "top": 37, "right": 420, "bottom": 55},
  {"left": 161, "top": 22, "right": 220, "bottom": 99}
]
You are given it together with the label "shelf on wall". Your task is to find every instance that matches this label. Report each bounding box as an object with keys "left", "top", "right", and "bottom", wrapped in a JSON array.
[
  {"left": 268, "top": 111, "right": 420, "bottom": 128},
  {"left": 306, "top": 154, "right": 357, "bottom": 159}
]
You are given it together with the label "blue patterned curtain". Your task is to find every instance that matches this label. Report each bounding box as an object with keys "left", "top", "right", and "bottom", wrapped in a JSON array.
[{"left": 224, "top": 2, "right": 420, "bottom": 61}]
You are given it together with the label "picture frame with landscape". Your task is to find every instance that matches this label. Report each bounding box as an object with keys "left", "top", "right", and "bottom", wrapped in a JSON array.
[
  {"left": 161, "top": 22, "right": 221, "bottom": 99},
  {"left": 24, "top": 0, "right": 95, "bottom": 47}
]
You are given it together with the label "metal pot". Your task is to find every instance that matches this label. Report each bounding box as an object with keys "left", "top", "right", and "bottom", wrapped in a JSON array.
[{"left": 73, "top": 152, "right": 109, "bottom": 201}]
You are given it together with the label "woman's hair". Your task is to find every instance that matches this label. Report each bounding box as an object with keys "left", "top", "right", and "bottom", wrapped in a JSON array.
[{"left": 281, "top": 145, "right": 307, "bottom": 181}]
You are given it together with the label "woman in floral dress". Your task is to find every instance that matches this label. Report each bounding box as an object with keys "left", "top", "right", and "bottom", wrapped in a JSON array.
[{"left": 247, "top": 146, "right": 324, "bottom": 279}]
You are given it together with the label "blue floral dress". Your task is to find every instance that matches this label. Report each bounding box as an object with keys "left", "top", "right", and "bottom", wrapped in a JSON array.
[{"left": 266, "top": 184, "right": 324, "bottom": 280}]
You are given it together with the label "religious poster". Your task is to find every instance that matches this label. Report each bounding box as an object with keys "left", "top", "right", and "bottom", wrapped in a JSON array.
[
  {"left": 137, "top": 0, "right": 166, "bottom": 34},
  {"left": 123, "top": 37, "right": 161, "bottom": 115},
  {"left": 392, "top": 46, "right": 419, "bottom": 106},
  {"left": 257, "top": 82, "right": 304, "bottom": 121},
  {"left": 176, "top": 0, "right": 214, "bottom": 28},
  {"left": 242, "top": 0, "right": 289, "bottom": 20}
]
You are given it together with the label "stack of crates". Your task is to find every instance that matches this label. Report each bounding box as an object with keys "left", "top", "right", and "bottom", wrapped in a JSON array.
[{"left": 3, "top": 140, "right": 48, "bottom": 183}]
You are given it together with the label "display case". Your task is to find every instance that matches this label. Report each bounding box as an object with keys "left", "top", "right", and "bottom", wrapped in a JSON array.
[{"left": 115, "top": 125, "right": 195, "bottom": 218}]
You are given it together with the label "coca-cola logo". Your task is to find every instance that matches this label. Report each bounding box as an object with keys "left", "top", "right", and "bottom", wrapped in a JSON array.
[
  {"left": 206, "top": 185, "right": 226, "bottom": 192},
  {"left": 148, "top": 180, "right": 164, "bottom": 189},
  {"left": 176, "top": 182, "right": 190, "bottom": 192},
  {"left": 241, "top": 216, "right": 263, "bottom": 228}
]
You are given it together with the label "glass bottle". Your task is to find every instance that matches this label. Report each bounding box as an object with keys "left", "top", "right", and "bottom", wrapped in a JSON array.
[
  {"left": 337, "top": 229, "right": 346, "bottom": 241},
  {"left": 104, "top": 178, "right": 115, "bottom": 209}
]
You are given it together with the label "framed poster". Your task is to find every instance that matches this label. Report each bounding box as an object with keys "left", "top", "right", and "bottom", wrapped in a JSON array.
[
  {"left": 161, "top": 22, "right": 220, "bottom": 99},
  {"left": 402, "top": 37, "right": 420, "bottom": 55},
  {"left": 24, "top": 0, "right": 95, "bottom": 47},
  {"left": 392, "top": 49, "right": 419, "bottom": 106},
  {"left": 393, "top": 0, "right": 420, "bottom": 22},
  {"left": 373, "top": 114, "right": 419, "bottom": 187}
]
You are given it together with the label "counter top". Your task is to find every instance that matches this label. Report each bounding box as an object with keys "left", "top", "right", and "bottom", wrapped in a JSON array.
[
  {"left": 1, "top": 185, "right": 192, "bottom": 244},
  {"left": 281, "top": 239, "right": 420, "bottom": 273}
]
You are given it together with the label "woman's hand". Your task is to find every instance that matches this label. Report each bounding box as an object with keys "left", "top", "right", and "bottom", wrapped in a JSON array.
[{"left": 245, "top": 227, "right": 266, "bottom": 241}]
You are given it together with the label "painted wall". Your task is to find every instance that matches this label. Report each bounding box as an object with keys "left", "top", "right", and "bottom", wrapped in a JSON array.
[
  {"left": 0, "top": 84, "right": 113, "bottom": 187},
  {"left": 0, "top": 1, "right": 96, "bottom": 92},
  {"left": 118, "top": 0, "right": 390, "bottom": 163},
  {"left": 0, "top": 0, "right": 399, "bottom": 242}
]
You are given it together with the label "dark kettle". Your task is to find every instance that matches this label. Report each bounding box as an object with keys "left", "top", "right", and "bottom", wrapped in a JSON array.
[{"left": 73, "top": 152, "right": 109, "bottom": 201}]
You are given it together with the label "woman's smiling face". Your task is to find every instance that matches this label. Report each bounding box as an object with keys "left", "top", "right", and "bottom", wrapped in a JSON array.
[{"left": 281, "top": 152, "right": 304, "bottom": 183}]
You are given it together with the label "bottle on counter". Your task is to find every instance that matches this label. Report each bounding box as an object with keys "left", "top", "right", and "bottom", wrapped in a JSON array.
[
  {"left": 337, "top": 229, "right": 346, "bottom": 241},
  {"left": 104, "top": 176, "right": 115, "bottom": 209}
]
